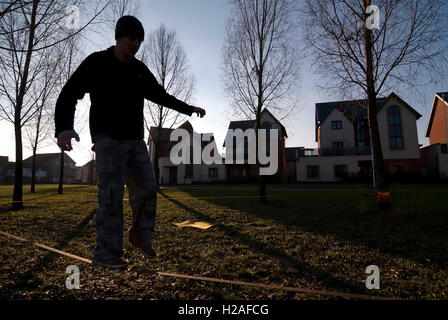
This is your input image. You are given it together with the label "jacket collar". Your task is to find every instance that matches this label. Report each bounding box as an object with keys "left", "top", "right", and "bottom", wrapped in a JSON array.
[{"left": 107, "top": 46, "right": 138, "bottom": 65}]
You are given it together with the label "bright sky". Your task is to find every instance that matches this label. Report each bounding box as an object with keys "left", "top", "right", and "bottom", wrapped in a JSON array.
[{"left": 0, "top": 0, "right": 443, "bottom": 166}]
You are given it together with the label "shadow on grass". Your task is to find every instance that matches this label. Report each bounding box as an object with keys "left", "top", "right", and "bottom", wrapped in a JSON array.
[
  {"left": 178, "top": 187, "right": 448, "bottom": 269},
  {"left": 1, "top": 208, "right": 96, "bottom": 297},
  {"left": 159, "top": 190, "right": 375, "bottom": 296}
]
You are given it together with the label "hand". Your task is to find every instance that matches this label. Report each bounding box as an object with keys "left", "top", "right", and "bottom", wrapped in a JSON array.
[
  {"left": 193, "top": 107, "right": 206, "bottom": 118},
  {"left": 57, "top": 129, "right": 80, "bottom": 151}
]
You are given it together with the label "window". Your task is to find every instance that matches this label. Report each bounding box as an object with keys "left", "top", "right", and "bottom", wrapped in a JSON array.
[
  {"left": 390, "top": 163, "right": 407, "bottom": 174},
  {"left": 306, "top": 165, "right": 320, "bottom": 178},
  {"left": 209, "top": 168, "right": 218, "bottom": 178},
  {"left": 388, "top": 106, "right": 403, "bottom": 149},
  {"left": 356, "top": 120, "right": 370, "bottom": 147},
  {"left": 331, "top": 120, "right": 342, "bottom": 130},
  {"left": 334, "top": 165, "right": 348, "bottom": 178},
  {"left": 332, "top": 141, "right": 344, "bottom": 155},
  {"left": 333, "top": 141, "right": 344, "bottom": 149}
]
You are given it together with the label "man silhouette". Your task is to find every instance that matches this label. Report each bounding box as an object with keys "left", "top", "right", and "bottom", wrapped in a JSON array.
[{"left": 54, "top": 16, "right": 205, "bottom": 269}]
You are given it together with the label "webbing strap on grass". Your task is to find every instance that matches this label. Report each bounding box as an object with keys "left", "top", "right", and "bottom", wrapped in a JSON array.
[
  {"left": 0, "top": 230, "right": 400, "bottom": 300},
  {"left": 157, "top": 272, "right": 399, "bottom": 300}
]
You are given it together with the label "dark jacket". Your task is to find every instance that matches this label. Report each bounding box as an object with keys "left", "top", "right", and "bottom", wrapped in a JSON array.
[{"left": 54, "top": 46, "right": 195, "bottom": 142}]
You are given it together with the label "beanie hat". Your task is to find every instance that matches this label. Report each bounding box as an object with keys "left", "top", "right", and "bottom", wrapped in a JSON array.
[{"left": 115, "top": 15, "right": 145, "bottom": 41}]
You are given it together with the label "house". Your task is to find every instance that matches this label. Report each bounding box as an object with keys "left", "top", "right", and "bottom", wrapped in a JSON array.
[
  {"left": 297, "top": 92, "right": 424, "bottom": 181},
  {"left": 223, "top": 108, "right": 287, "bottom": 183},
  {"left": 6, "top": 161, "right": 15, "bottom": 183},
  {"left": 23, "top": 153, "right": 76, "bottom": 184},
  {"left": 421, "top": 93, "right": 448, "bottom": 180},
  {"left": 74, "top": 160, "right": 96, "bottom": 185},
  {"left": 284, "top": 147, "right": 300, "bottom": 183},
  {"left": 148, "top": 121, "right": 226, "bottom": 184},
  {"left": 0, "top": 156, "right": 8, "bottom": 183}
]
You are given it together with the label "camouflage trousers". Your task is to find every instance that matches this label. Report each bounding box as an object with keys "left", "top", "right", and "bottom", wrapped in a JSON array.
[{"left": 93, "top": 134, "right": 157, "bottom": 260}]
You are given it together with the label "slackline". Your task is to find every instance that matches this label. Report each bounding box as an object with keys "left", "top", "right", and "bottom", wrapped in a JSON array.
[{"left": 0, "top": 230, "right": 400, "bottom": 300}]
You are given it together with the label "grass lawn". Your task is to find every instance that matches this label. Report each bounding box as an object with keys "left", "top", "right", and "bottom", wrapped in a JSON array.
[{"left": 0, "top": 183, "right": 447, "bottom": 300}]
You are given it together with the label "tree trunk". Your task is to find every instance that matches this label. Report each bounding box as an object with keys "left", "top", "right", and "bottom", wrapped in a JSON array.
[
  {"left": 91, "top": 159, "right": 96, "bottom": 185},
  {"left": 12, "top": 121, "right": 23, "bottom": 210},
  {"left": 31, "top": 146, "right": 36, "bottom": 193},
  {"left": 12, "top": 0, "right": 39, "bottom": 210},
  {"left": 364, "top": 0, "right": 388, "bottom": 192},
  {"left": 256, "top": 113, "right": 267, "bottom": 203},
  {"left": 154, "top": 125, "right": 161, "bottom": 189},
  {"left": 58, "top": 150, "right": 64, "bottom": 194}
]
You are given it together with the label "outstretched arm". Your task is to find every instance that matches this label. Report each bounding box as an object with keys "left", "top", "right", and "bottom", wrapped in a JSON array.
[
  {"left": 193, "top": 107, "right": 206, "bottom": 118},
  {"left": 142, "top": 64, "right": 206, "bottom": 118},
  {"left": 54, "top": 53, "right": 95, "bottom": 151}
]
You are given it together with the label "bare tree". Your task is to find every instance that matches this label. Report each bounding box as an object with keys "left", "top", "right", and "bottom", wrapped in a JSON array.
[
  {"left": 302, "top": 0, "right": 448, "bottom": 194},
  {"left": 94, "top": 0, "right": 141, "bottom": 45},
  {"left": 140, "top": 24, "right": 195, "bottom": 186},
  {"left": 222, "top": 0, "right": 301, "bottom": 202},
  {"left": 103, "top": 0, "right": 140, "bottom": 29},
  {"left": 0, "top": 0, "right": 109, "bottom": 209},
  {"left": 0, "top": 1, "right": 33, "bottom": 20},
  {"left": 55, "top": 32, "right": 87, "bottom": 195},
  {"left": 24, "top": 44, "right": 64, "bottom": 193}
]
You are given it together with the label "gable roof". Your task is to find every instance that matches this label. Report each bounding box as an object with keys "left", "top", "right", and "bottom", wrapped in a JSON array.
[
  {"left": 149, "top": 121, "right": 194, "bottom": 142},
  {"left": 228, "top": 120, "right": 255, "bottom": 131},
  {"left": 261, "top": 108, "right": 288, "bottom": 138},
  {"left": 223, "top": 109, "right": 288, "bottom": 147},
  {"left": 149, "top": 122, "right": 216, "bottom": 150},
  {"left": 226, "top": 108, "right": 287, "bottom": 136},
  {"left": 315, "top": 92, "right": 422, "bottom": 142},
  {"left": 82, "top": 159, "right": 95, "bottom": 167},
  {"left": 425, "top": 92, "right": 448, "bottom": 137},
  {"left": 177, "top": 120, "right": 193, "bottom": 133},
  {"left": 23, "top": 153, "right": 76, "bottom": 165},
  {"left": 149, "top": 126, "right": 174, "bottom": 142}
]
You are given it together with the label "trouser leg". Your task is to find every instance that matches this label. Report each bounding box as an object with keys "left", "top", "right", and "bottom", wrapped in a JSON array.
[
  {"left": 126, "top": 140, "right": 157, "bottom": 246},
  {"left": 93, "top": 135, "right": 129, "bottom": 260}
]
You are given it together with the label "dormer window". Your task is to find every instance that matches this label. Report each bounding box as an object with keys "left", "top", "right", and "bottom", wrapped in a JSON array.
[{"left": 331, "top": 120, "right": 342, "bottom": 130}]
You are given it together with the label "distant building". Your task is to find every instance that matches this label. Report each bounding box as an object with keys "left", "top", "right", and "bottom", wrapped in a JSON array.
[
  {"left": 23, "top": 153, "right": 76, "bottom": 184},
  {"left": 0, "top": 156, "right": 8, "bottom": 183},
  {"left": 421, "top": 93, "right": 448, "bottom": 180},
  {"left": 74, "top": 160, "right": 96, "bottom": 185},
  {"left": 148, "top": 121, "right": 227, "bottom": 184},
  {"left": 284, "top": 147, "right": 300, "bottom": 183},
  {"left": 223, "top": 108, "right": 287, "bottom": 183},
  {"left": 297, "top": 92, "right": 424, "bottom": 181}
]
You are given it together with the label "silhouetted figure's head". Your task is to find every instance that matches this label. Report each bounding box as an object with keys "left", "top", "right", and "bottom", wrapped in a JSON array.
[{"left": 114, "top": 15, "right": 144, "bottom": 61}]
